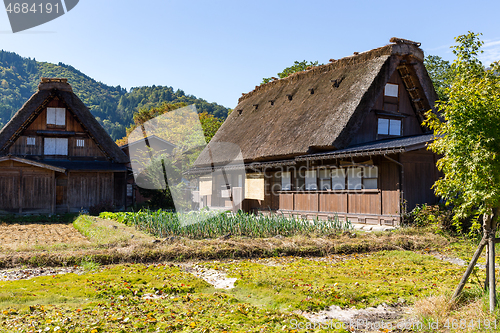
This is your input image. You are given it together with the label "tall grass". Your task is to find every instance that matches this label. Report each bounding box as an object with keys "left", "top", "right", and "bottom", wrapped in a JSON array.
[{"left": 100, "top": 210, "right": 352, "bottom": 239}]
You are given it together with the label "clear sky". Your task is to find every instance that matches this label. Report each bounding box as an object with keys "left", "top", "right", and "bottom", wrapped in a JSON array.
[{"left": 1, "top": 0, "right": 499, "bottom": 109}]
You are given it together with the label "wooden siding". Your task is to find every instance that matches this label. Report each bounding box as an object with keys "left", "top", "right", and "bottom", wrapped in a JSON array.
[
  {"left": 26, "top": 99, "right": 84, "bottom": 132},
  {"left": 0, "top": 161, "right": 55, "bottom": 213},
  {"left": 113, "top": 172, "right": 127, "bottom": 208},
  {"left": 242, "top": 157, "right": 403, "bottom": 225},
  {"left": 68, "top": 172, "right": 114, "bottom": 209},
  {"left": 349, "top": 70, "right": 424, "bottom": 146},
  {"left": 348, "top": 192, "right": 381, "bottom": 214},
  {"left": 294, "top": 193, "right": 319, "bottom": 211},
  {"left": 319, "top": 192, "right": 347, "bottom": 212},
  {"left": 0, "top": 159, "right": 122, "bottom": 213},
  {"left": 0, "top": 171, "right": 19, "bottom": 211},
  {"left": 380, "top": 159, "right": 400, "bottom": 215},
  {"left": 7, "top": 98, "right": 106, "bottom": 159},
  {"left": 401, "top": 149, "right": 438, "bottom": 211}
]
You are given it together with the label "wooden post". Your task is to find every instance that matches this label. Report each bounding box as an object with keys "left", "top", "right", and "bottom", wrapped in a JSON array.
[
  {"left": 485, "top": 210, "right": 497, "bottom": 312},
  {"left": 67, "top": 172, "right": 70, "bottom": 213},
  {"left": 51, "top": 171, "right": 55, "bottom": 214},
  {"left": 485, "top": 245, "right": 489, "bottom": 291},
  {"left": 18, "top": 170, "right": 22, "bottom": 214},
  {"left": 488, "top": 232, "right": 496, "bottom": 312},
  {"left": 452, "top": 237, "right": 487, "bottom": 301},
  {"left": 453, "top": 210, "right": 498, "bottom": 313},
  {"left": 110, "top": 173, "right": 115, "bottom": 210}
]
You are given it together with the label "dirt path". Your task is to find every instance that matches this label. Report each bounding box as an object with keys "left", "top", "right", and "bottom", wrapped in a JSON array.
[
  {"left": 0, "top": 266, "right": 84, "bottom": 281},
  {"left": 181, "top": 263, "right": 237, "bottom": 289}
]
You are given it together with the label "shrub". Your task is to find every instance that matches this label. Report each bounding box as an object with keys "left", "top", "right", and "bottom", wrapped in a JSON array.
[{"left": 407, "top": 204, "right": 459, "bottom": 233}]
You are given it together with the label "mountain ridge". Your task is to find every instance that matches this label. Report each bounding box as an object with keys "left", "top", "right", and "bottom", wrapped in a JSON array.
[{"left": 0, "top": 50, "right": 230, "bottom": 140}]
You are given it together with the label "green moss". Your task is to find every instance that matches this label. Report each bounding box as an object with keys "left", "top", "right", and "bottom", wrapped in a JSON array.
[
  {"left": 202, "top": 251, "right": 481, "bottom": 312},
  {"left": 0, "top": 263, "right": 346, "bottom": 332}
]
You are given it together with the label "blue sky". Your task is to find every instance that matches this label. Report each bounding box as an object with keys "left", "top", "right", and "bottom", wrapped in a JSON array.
[{"left": 1, "top": 0, "right": 499, "bottom": 109}]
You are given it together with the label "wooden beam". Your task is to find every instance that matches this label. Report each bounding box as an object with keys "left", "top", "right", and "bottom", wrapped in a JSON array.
[
  {"left": 489, "top": 235, "right": 496, "bottom": 312},
  {"left": 67, "top": 172, "right": 70, "bottom": 213},
  {"left": 452, "top": 237, "right": 487, "bottom": 301},
  {"left": 18, "top": 170, "right": 22, "bottom": 214},
  {"left": 0, "top": 156, "right": 66, "bottom": 173},
  {"left": 51, "top": 171, "right": 55, "bottom": 214}
]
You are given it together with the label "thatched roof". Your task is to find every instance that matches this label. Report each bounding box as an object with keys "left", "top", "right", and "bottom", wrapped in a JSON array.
[
  {"left": 0, "top": 78, "right": 129, "bottom": 164},
  {"left": 195, "top": 39, "right": 436, "bottom": 166}
]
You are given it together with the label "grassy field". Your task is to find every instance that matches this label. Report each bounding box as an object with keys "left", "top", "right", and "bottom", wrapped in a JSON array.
[{"left": 0, "top": 212, "right": 499, "bottom": 332}]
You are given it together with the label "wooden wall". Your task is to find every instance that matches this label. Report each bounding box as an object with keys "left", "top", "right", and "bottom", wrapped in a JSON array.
[
  {"left": 9, "top": 136, "right": 105, "bottom": 158},
  {"left": 242, "top": 155, "right": 403, "bottom": 225},
  {"left": 401, "top": 149, "right": 438, "bottom": 211},
  {"left": 349, "top": 70, "right": 424, "bottom": 146},
  {"left": 0, "top": 161, "right": 54, "bottom": 213},
  {"left": 68, "top": 172, "right": 114, "bottom": 210},
  {"left": 7, "top": 98, "right": 106, "bottom": 159},
  {"left": 0, "top": 160, "right": 126, "bottom": 213}
]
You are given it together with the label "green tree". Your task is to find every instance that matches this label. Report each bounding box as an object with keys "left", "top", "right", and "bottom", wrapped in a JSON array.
[
  {"left": 424, "top": 32, "right": 500, "bottom": 310},
  {"left": 424, "top": 32, "right": 500, "bottom": 228},
  {"left": 262, "top": 60, "right": 321, "bottom": 84},
  {"left": 424, "top": 55, "right": 453, "bottom": 101},
  {"left": 198, "top": 112, "right": 223, "bottom": 142}
]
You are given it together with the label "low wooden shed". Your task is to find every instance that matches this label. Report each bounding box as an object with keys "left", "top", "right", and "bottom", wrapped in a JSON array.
[{"left": 0, "top": 78, "right": 129, "bottom": 214}]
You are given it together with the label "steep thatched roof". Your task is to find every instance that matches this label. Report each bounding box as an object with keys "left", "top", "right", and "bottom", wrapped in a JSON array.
[
  {"left": 195, "top": 39, "right": 435, "bottom": 166},
  {"left": 0, "top": 78, "right": 129, "bottom": 163}
]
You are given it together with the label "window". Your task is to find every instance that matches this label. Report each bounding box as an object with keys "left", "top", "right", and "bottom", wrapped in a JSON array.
[
  {"left": 347, "top": 167, "right": 363, "bottom": 190},
  {"left": 378, "top": 118, "right": 401, "bottom": 136},
  {"left": 319, "top": 168, "right": 331, "bottom": 190},
  {"left": 76, "top": 139, "right": 85, "bottom": 147},
  {"left": 26, "top": 137, "right": 36, "bottom": 146},
  {"left": 44, "top": 138, "right": 68, "bottom": 155},
  {"left": 47, "top": 107, "right": 66, "bottom": 126},
  {"left": 384, "top": 83, "right": 398, "bottom": 97},
  {"left": 305, "top": 170, "right": 317, "bottom": 190},
  {"left": 281, "top": 171, "right": 291, "bottom": 190},
  {"left": 238, "top": 174, "right": 243, "bottom": 188},
  {"left": 331, "top": 168, "right": 346, "bottom": 190},
  {"left": 363, "top": 166, "right": 378, "bottom": 189}
]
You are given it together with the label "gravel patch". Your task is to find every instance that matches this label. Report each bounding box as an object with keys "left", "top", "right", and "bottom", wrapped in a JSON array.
[{"left": 0, "top": 266, "right": 84, "bottom": 281}]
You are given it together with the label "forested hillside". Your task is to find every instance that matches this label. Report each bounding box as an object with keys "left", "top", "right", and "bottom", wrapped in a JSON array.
[{"left": 0, "top": 50, "right": 230, "bottom": 140}]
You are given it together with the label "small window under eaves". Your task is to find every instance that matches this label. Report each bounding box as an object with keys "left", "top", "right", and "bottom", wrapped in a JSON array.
[
  {"left": 384, "top": 83, "right": 399, "bottom": 98},
  {"left": 378, "top": 118, "right": 401, "bottom": 136},
  {"left": 47, "top": 107, "right": 66, "bottom": 126}
]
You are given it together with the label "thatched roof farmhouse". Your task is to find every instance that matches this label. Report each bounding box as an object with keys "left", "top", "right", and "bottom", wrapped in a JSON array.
[
  {"left": 193, "top": 38, "right": 439, "bottom": 225},
  {"left": 0, "top": 78, "right": 128, "bottom": 213}
]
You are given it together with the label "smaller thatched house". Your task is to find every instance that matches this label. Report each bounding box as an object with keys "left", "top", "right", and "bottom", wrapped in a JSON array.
[
  {"left": 192, "top": 38, "right": 440, "bottom": 225},
  {"left": 0, "top": 78, "right": 129, "bottom": 214}
]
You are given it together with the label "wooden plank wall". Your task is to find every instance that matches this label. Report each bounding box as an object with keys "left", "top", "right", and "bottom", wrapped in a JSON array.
[
  {"left": 0, "top": 161, "right": 54, "bottom": 213},
  {"left": 349, "top": 69, "right": 424, "bottom": 146},
  {"left": 401, "top": 149, "right": 438, "bottom": 211},
  {"left": 68, "top": 172, "right": 114, "bottom": 209},
  {"left": 9, "top": 136, "right": 105, "bottom": 158},
  {"left": 0, "top": 171, "right": 19, "bottom": 211},
  {"left": 25, "top": 100, "right": 84, "bottom": 132},
  {"left": 8, "top": 98, "right": 106, "bottom": 159},
  {"left": 22, "top": 170, "right": 53, "bottom": 209},
  {"left": 243, "top": 158, "right": 403, "bottom": 223},
  {"left": 380, "top": 159, "right": 400, "bottom": 215},
  {"left": 113, "top": 172, "right": 127, "bottom": 208}
]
